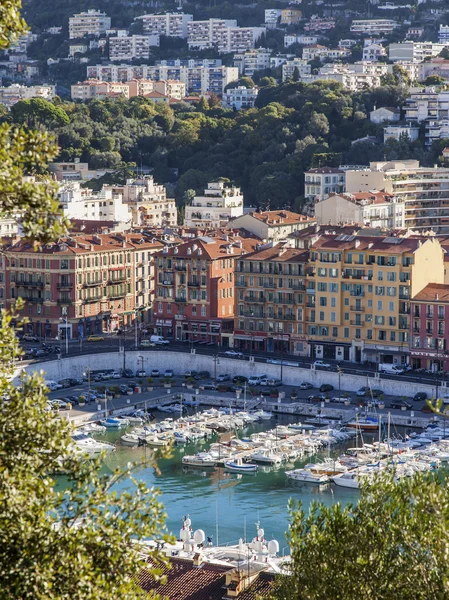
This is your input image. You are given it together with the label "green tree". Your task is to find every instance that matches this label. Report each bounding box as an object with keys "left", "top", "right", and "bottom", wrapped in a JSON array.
[
  {"left": 424, "top": 74, "right": 448, "bottom": 86},
  {"left": 10, "top": 98, "right": 70, "bottom": 129},
  {"left": 272, "top": 472, "right": 449, "bottom": 600},
  {"left": 292, "top": 67, "right": 300, "bottom": 82},
  {"left": 0, "top": 1, "right": 27, "bottom": 49},
  {"left": 224, "top": 76, "right": 255, "bottom": 91}
]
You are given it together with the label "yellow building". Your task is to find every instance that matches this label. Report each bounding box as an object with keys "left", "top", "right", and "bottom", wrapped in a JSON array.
[
  {"left": 280, "top": 8, "right": 302, "bottom": 25},
  {"left": 307, "top": 233, "right": 444, "bottom": 365}
]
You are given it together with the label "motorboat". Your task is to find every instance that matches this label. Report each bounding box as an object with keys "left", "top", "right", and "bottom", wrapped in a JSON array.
[
  {"left": 182, "top": 453, "right": 217, "bottom": 467},
  {"left": 331, "top": 471, "right": 360, "bottom": 489},
  {"left": 250, "top": 449, "right": 284, "bottom": 464},
  {"left": 252, "top": 410, "right": 273, "bottom": 421},
  {"left": 286, "top": 469, "right": 329, "bottom": 484},
  {"left": 224, "top": 458, "right": 258, "bottom": 473},
  {"left": 346, "top": 417, "right": 379, "bottom": 431},
  {"left": 71, "top": 432, "right": 115, "bottom": 456},
  {"left": 100, "top": 417, "right": 128, "bottom": 429}
]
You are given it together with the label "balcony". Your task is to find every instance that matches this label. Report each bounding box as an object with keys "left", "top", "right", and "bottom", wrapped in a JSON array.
[
  {"left": 24, "top": 297, "right": 44, "bottom": 303},
  {"left": 350, "top": 305, "right": 364, "bottom": 312},
  {"left": 350, "top": 291, "right": 365, "bottom": 297},
  {"left": 175, "top": 265, "right": 187, "bottom": 271},
  {"left": 245, "top": 296, "right": 265, "bottom": 303},
  {"left": 351, "top": 320, "right": 364, "bottom": 326},
  {"left": 291, "top": 283, "right": 306, "bottom": 290},
  {"left": 399, "top": 307, "right": 410, "bottom": 315},
  {"left": 15, "top": 280, "right": 44, "bottom": 288},
  {"left": 175, "top": 297, "right": 187, "bottom": 303},
  {"left": 57, "top": 282, "right": 73, "bottom": 290},
  {"left": 84, "top": 280, "right": 102, "bottom": 287},
  {"left": 306, "top": 302, "right": 316, "bottom": 308},
  {"left": 188, "top": 281, "right": 200, "bottom": 287},
  {"left": 109, "top": 276, "right": 127, "bottom": 284},
  {"left": 57, "top": 298, "right": 72, "bottom": 306},
  {"left": 235, "top": 281, "right": 246, "bottom": 287},
  {"left": 242, "top": 312, "right": 264, "bottom": 318},
  {"left": 108, "top": 291, "right": 125, "bottom": 300},
  {"left": 263, "top": 282, "right": 276, "bottom": 289},
  {"left": 279, "top": 314, "right": 296, "bottom": 321}
]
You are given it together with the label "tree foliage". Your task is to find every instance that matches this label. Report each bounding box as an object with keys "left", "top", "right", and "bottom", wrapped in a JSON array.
[
  {"left": 272, "top": 472, "right": 449, "bottom": 600},
  {"left": 0, "top": 0, "right": 27, "bottom": 50}
]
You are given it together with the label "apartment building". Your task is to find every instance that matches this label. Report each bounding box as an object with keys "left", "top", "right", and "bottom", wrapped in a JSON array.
[
  {"left": 234, "top": 245, "right": 308, "bottom": 354},
  {"left": 302, "top": 45, "right": 351, "bottom": 62},
  {"left": 314, "top": 191, "right": 405, "bottom": 229},
  {"left": 228, "top": 210, "right": 314, "bottom": 241},
  {"left": 284, "top": 35, "right": 318, "bottom": 48},
  {"left": 105, "top": 176, "right": 177, "bottom": 228},
  {"left": 389, "top": 42, "right": 448, "bottom": 63},
  {"left": 4, "top": 234, "right": 163, "bottom": 339},
  {"left": 304, "top": 233, "right": 444, "bottom": 364},
  {"left": 313, "top": 63, "right": 384, "bottom": 91},
  {"left": 184, "top": 182, "right": 244, "bottom": 229},
  {"left": 280, "top": 9, "right": 302, "bottom": 26},
  {"left": 304, "top": 17, "right": 335, "bottom": 33},
  {"left": 439, "top": 24, "right": 449, "bottom": 44},
  {"left": 109, "top": 35, "right": 159, "bottom": 62},
  {"left": 187, "top": 20, "right": 265, "bottom": 53},
  {"left": 0, "top": 83, "right": 55, "bottom": 108},
  {"left": 404, "top": 89, "right": 449, "bottom": 147},
  {"left": 153, "top": 236, "right": 257, "bottom": 345},
  {"left": 136, "top": 13, "right": 193, "bottom": 38},
  {"left": 281, "top": 58, "right": 311, "bottom": 81},
  {"left": 85, "top": 64, "right": 237, "bottom": 95},
  {"left": 222, "top": 86, "right": 259, "bottom": 110},
  {"left": 71, "top": 79, "right": 185, "bottom": 101},
  {"left": 384, "top": 124, "right": 420, "bottom": 143},
  {"left": 410, "top": 283, "right": 449, "bottom": 371},
  {"left": 304, "top": 168, "right": 346, "bottom": 201},
  {"left": 69, "top": 10, "right": 111, "bottom": 39},
  {"left": 345, "top": 160, "right": 449, "bottom": 235},
  {"left": 265, "top": 9, "right": 282, "bottom": 29},
  {"left": 362, "top": 43, "right": 387, "bottom": 61},
  {"left": 419, "top": 58, "right": 449, "bottom": 81},
  {"left": 58, "top": 182, "right": 131, "bottom": 224},
  {"left": 233, "top": 48, "right": 272, "bottom": 76},
  {"left": 350, "top": 19, "right": 397, "bottom": 36}
]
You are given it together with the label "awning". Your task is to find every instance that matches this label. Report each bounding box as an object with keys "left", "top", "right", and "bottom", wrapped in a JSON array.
[
  {"left": 234, "top": 334, "right": 266, "bottom": 341},
  {"left": 364, "top": 348, "right": 408, "bottom": 355}
]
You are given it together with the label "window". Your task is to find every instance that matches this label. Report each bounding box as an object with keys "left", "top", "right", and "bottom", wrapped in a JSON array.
[
  {"left": 367, "top": 329, "right": 372, "bottom": 340},
  {"left": 344, "top": 298, "right": 349, "bottom": 306},
  {"left": 319, "top": 311, "right": 324, "bottom": 321},
  {"left": 317, "top": 282, "right": 327, "bottom": 291},
  {"left": 375, "top": 316, "right": 384, "bottom": 325},
  {"left": 344, "top": 327, "right": 349, "bottom": 338},
  {"left": 375, "top": 286, "right": 384, "bottom": 296},
  {"left": 388, "top": 317, "right": 396, "bottom": 326},
  {"left": 329, "top": 268, "right": 338, "bottom": 277},
  {"left": 201, "top": 306, "right": 206, "bottom": 317},
  {"left": 192, "top": 305, "right": 197, "bottom": 316},
  {"left": 387, "top": 287, "right": 396, "bottom": 297},
  {"left": 387, "top": 272, "right": 396, "bottom": 282},
  {"left": 390, "top": 331, "right": 396, "bottom": 342},
  {"left": 332, "top": 327, "right": 338, "bottom": 337},
  {"left": 331, "top": 311, "right": 336, "bottom": 322},
  {"left": 355, "top": 329, "right": 361, "bottom": 339},
  {"left": 329, "top": 283, "right": 338, "bottom": 292},
  {"left": 344, "top": 312, "right": 349, "bottom": 320},
  {"left": 167, "top": 303, "right": 172, "bottom": 314},
  {"left": 378, "top": 330, "right": 386, "bottom": 341},
  {"left": 319, "top": 297, "right": 327, "bottom": 307},
  {"left": 60, "top": 259, "right": 68, "bottom": 270},
  {"left": 389, "top": 301, "right": 394, "bottom": 312},
  {"left": 377, "top": 300, "right": 383, "bottom": 311},
  {"left": 331, "top": 297, "right": 336, "bottom": 308},
  {"left": 377, "top": 271, "right": 383, "bottom": 281}
]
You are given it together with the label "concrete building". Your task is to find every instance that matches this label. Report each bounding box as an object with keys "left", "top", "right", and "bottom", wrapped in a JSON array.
[
  {"left": 439, "top": 24, "right": 449, "bottom": 44},
  {"left": 85, "top": 64, "right": 237, "bottom": 95},
  {"left": 281, "top": 58, "right": 311, "bottom": 81},
  {"left": 410, "top": 283, "right": 449, "bottom": 371},
  {"left": 187, "top": 20, "right": 265, "bottom": 53},
  {"left": 49, "top": 160, "right": 112, "bottom": 182},
  {"left": 234, "top": 245, "right": 308, "bottom": 354},
  {"left": 384, "top": 124, "right": 420, "bottom": 143},
  {"left": 222, "top": 86, "right": 259, "bottom": 110},
  {"left": 370, "top": 106, "right": 400, "bottom": 124},
  {"left": 109, "top": 35, "right": 159, "bottom": 62},
  {"left": 419, "top": 58, "right": 449, "bottom": 81},
  {"left": 233, "top": 48, "right": 272, "bottom": 76},
  {"left": 389, "top": 41, "right": 448, "bottom": 63},
  {"left": 4, "top": 233, "right": 163, "bottom": 339},
  {"left": 184, "top": 182, "right": 244, "bottom": 229},
  {"left": 403, "top": 89, "right": 449, "bottom": 146},
  {"left": 103, "top": 176, "right": 177, "bottom": 228},
  {"left": 153, "top": 235, "right": 257, "bottom": 345},
  {"left": 71, "top": 79, "right": 185, "bottom": 101},
  {"left": 312, "top": 63, "right": 384, "bottom": 91},
  {"left": 69, "top": 10, "right": 111, "bottom": 39},
  {"left": 314, "top": 191, "right": 405, "bottom": 229},
  {"left": 302, "top": 45, "right": 352, "bottom": 62},
  {"left": 228, "top": 210, "right": 314, "bottom": 241},
  {"left": 345, "top": 160, "right": 449, "bottom": 234},
  {"left": 304, "top": 168, "right": 346, "bottom": 201},
  {"left": 136, "top": 13, "right": 193, "bottom": 38},
  {"left": 350, "top": 19, "right": 398, "bottom": 36},
  {"left": 362, "top": 43, "right": 387, "bottom": 61},
  {"left": 69, "top": 43, "right": 88, "bottom": 57},
  {"left": 280, "top": 9, "right": 302, "bottom": 25},
  {"left": 284, "top": 34, "right": 318, "bottom": 47},
  {"left": 58, "top": 182, "right": 132, "bottom": 225},
  {"left": 304, "top": 17, "right": 335, "bottom": 33},
  {"left": 265, "top": 9, "right": 282, "bottom": 29},
  {"left": 0, "top": 83, "right": 55, "bottom": 108}
]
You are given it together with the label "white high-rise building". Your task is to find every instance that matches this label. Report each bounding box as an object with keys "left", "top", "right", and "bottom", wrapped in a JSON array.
[
  {"left": 58, "top": 182, "right": 131, "bottom": 224},
  {"left": 136, "top": 13, "right": 193, "bottom": 38},
  {"left": 109, "top": 35, "right": 159, "bottom": 61},
  {"left": 187, "top": 19, "right": 265, "bottom": 53},
  {"left": 184, "top": 182, "right": 244, "bottom": 229},
  {"left": 69, "top": 10, "right": 111, "bottom": 39}
]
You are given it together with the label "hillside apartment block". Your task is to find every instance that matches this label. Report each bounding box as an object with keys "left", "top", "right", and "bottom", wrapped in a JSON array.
[
  {"left": 187, "top": 19, "right": 265, "bottom": 53},
  {"left": 69, "top": 10, "right": 111, "bottom": 39},
  {"left": 136, "top": 13, "right": 193, "bottom": 37}
]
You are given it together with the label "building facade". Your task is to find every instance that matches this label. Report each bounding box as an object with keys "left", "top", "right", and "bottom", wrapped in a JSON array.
[
  {"left": 304, "top": 168, "right": 346, "bottom": 201},
  {"left": 221, "top": 85, "right": 259, "bottom": 110},
  {"left": 69, "top": 10, "right": 111, "bottom": 39},
  {"left": 184, "top": 182, "right": 244, "bottom": 229},
  {"left": 136, "top": 13, "right": 193, "bottom": 38},
  {"left": 350, "top": 19, "right": 397, "bottom": 36},
  {"left": 109, "top": 35, "right": 158, "bottom": 62}
]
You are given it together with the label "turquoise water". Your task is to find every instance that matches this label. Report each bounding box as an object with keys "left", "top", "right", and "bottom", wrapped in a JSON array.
[{"left": 94, "top": 415, "right": 363, "bottom": 547}]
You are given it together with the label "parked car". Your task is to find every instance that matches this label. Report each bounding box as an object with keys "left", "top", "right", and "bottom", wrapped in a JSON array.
[
  {"left": 371, "top": 389, "right": 384, "bottom": 398},
  {"left": 87, "top": 335, "right": 104, "bottom": 342},
  {"left": 203, "top": 383, "right": 218, "bottom": 391},
  {"left": 414, "top": 392, "right": 427, "bottom": 402},
  {"left": 68, "top": 378, "right": 83, "bottom": 386},
  {"left": 299, "top": 382, "right": 313, "bottom": 390},
  {"left": 319, "top": 383, "right": 334, "bottom": 392},
  {"left": 164, "top": 369, "right": 174, "bottom": 378},
  {"left": 314, "top": 360, "right": 331, "bottom": 369},
  {"left": 122, "top": 369, "right": 134, "bottom": 378},
  {"left": 332, "top": 396, "right": 350, "bottom": 404},
  {"left": 50, "top": 399, "right": 68, "bottom": 410},
  {"left": 67, "top": 395, "right": 80, "bottom": 405},
  {"left": 390, "top": 399, "right": 412, "bottom": 410},
  {"left": 233, "top": 375, "right": 248, "bottom": 384},
  {"left": 224, "top": 350, "right": 243, "bottom": 358},
  {"left": 378, "top": 363, "right": 404, "bottom": 375},
  {"left": 151, "top": 369, "right": 160, "bottom": 377},
  {"left": 356, "top": 387, "right": 370, "bottom": 397},
  {"left": 111, "top": 371, "right": 121, "bottom": 379},
  {"left": 194, "top": 371, "right": 210, "bottom": 380},
  {"left": 184, "top": 370, "right": 193, "bottom": 377},
  {"left": 119, "top": 385, "right": 129, "bottom": 394},
  {"left": 136, "top": 370, "right": 147, "bottom": 377},
  {"left": 216, "top": 374, "right": 230, "bottom": 382},
  {"left": 267, "top": 378, "right": 282, "bottom": 387},
  {"left": 58, "top": 379, "right": 72, "bottom": 389},
  {"left": 140, "top": 340, "right": 155, "bottom": 347},
  {"left": 308, "top": 394, "right": 326, "bottom": 403},
  {"left": 23, "top": 333, "right": 38, "bottom": 342},
  {"left": 150, "top": 335, "right": 169, "bottom": 345},
  {"left": 421, "top": 403, "right": 433, "bottom": 413}
]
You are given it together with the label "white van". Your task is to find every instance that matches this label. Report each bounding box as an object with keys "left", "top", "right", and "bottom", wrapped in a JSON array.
[
  {"left": 150, "top": 335, "right": 169, "bottom": 345},
  {"left": 378, "top": 364, "right": 404, "bottom": 375}
]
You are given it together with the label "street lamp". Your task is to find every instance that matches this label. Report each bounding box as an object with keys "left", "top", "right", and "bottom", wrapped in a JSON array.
[
  {"left": 139, "top": 354, "right": 145, "bottom": 375},
  {"left": 59, "top": 317, "right": 69, "bottom": 355}
]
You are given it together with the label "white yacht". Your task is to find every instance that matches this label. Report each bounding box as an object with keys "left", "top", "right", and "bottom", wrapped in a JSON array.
[{"left": 286, "top": 469, "right": 329, "bottom": 484}]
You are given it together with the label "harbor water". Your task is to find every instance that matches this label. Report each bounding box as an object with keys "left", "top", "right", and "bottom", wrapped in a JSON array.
[{"left": 86, "top": 414, "right": 368, "bottom": 547}]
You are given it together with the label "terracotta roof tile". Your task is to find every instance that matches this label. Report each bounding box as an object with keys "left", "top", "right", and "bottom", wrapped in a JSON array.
[
  {"left": 249, "top": 210, "right": 313, "bottom": 226},
  {"left": 412, "top": 283, "right": 449, "bottom": 303}
]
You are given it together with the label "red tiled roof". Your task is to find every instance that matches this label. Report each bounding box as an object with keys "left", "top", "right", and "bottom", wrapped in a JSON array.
[
  {"left": 241, "top": 243, "right": 308, "bottom": 263},
  {"left": 249, "top": 210, "right": 313, "bottom": 226},
  {"left": 412, "top": 283, "right": 449, "bottom": 303}
]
